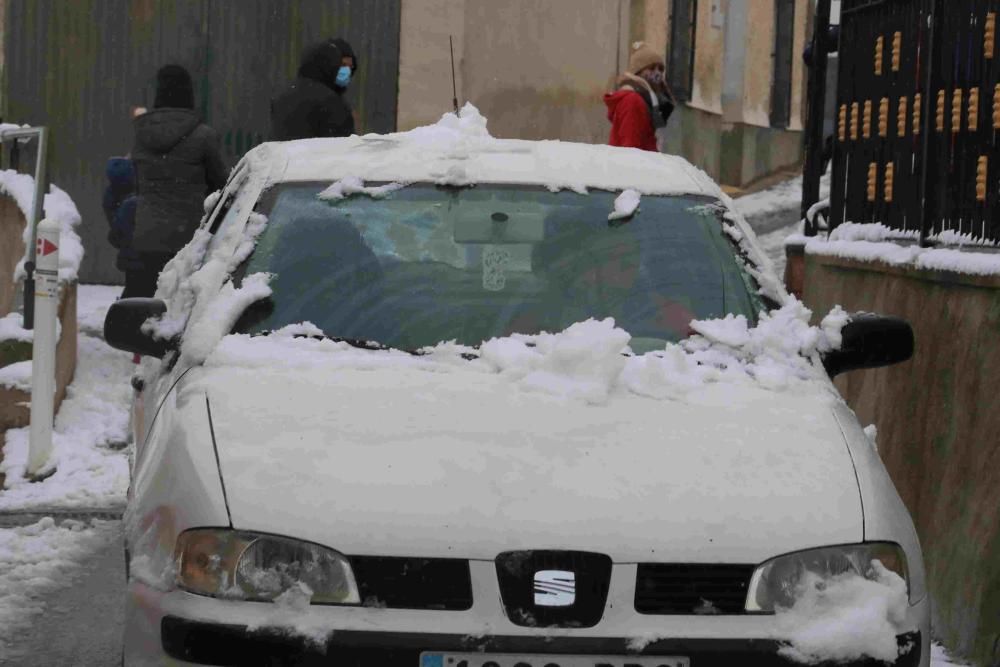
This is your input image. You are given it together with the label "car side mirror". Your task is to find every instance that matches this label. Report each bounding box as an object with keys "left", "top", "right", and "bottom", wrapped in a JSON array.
[
  {"left": 822, "top": 313, "right": 914, "bottom": 377},
  {"left": 104, "top": 298, "right": 174, "bottom": 358}
]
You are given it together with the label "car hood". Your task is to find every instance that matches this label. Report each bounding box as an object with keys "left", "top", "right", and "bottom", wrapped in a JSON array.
[{"left": 187, "top": 363, "right": 862, "bottom": 563}]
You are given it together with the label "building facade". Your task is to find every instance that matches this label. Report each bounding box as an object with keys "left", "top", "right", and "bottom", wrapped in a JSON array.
[{"left": 399, "top": 0, "right": 813, "bottom": 190}]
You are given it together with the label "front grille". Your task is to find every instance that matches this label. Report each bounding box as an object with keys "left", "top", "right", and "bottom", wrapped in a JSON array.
[
  {"left": 349, "top": 556, "right": 473, "bottom": 611},
  {"left": 635, "top": 563, "right": 755, "bottom": 615},
  {"left": 495, "top": 550, "right": 612, "bottom": 628}
]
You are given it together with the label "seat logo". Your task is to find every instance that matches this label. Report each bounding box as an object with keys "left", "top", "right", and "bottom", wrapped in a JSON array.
[{"left": 533, "top": 570, "right": 576, "bottom": 607}]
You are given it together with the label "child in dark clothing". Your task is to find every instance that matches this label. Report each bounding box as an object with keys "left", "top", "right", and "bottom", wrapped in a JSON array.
[{"left": 103, "top": 157, "right": 149, "bottom": 297}]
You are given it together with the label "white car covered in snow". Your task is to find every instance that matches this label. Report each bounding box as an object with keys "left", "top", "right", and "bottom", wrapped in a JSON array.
[{"left": 106, "top": 106, "right": 929, "bottom": 667}]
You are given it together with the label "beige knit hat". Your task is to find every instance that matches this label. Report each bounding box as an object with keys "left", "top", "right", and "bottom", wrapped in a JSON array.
[{"left": 628, "top": 41, "right": 665, "bottom": 75}]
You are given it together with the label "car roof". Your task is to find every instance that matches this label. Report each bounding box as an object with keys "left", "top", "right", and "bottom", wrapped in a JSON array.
[{"left": 241, "top": 106, "right": 725, "bottom": 199}]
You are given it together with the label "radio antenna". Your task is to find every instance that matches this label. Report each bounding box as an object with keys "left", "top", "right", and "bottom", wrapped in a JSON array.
[{"left": 449, "top": 35, "right": 459, "bottom": 113}]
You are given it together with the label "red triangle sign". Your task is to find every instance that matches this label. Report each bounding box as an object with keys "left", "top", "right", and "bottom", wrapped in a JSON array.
[{"left": 37, "top": 238, "right": 58, "bottom": 256}]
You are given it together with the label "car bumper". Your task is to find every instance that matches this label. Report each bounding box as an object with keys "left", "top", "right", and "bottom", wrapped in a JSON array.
[
  {"left": 160, "top": 617, "right": 923, "bottom": 667},
  {"left": 123, "top": 582, "right": 931, "bottom": 667}
]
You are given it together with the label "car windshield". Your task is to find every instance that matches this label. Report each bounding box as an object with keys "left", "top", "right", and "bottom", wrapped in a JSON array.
[{"left": 239, "top": 183, "right": 762, "bottom": 352}]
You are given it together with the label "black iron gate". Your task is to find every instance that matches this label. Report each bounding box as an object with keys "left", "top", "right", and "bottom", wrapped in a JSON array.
[
  {"left": 2, "top": 0, "right": 402, "bottom": 284},
  {"left": 831, "top": 0, "right": 1000, "bottom": 243}
]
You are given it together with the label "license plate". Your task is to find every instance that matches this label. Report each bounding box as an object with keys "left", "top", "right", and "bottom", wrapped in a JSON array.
[{"left": 419, "top": 654, "right": 690, "bottom": 667}]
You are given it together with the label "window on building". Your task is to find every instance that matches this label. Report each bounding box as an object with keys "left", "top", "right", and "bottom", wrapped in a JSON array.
[
  {"left": 669, "top": 0, "right": 698, "bottom": 102},
  {"left": 771, "top": 0, "right": 796, "bottom": 127}
]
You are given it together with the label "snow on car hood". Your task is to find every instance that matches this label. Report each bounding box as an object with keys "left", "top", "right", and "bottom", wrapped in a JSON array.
[{"left": 182, "top": 308, "right": 863, "bottom": 563}]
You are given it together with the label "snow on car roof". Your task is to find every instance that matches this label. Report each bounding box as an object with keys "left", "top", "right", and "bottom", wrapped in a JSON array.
[{"left": 244, "top": 104, "right": 724, "bottom": 198}]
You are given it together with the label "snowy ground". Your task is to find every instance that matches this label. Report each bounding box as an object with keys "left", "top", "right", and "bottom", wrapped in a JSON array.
[
  {"left": 0, "top": 517, "right": 119, "bottom": 660},
  {"left": 732, "top": 171, "right": 830, "bottom": 277},
  {"left": 0, "top": 285, "right": 131, "bottom": 512}
]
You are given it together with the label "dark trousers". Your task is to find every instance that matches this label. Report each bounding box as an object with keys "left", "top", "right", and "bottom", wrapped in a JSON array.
[{"left": 120, "top": 253, "right": 172, "bottom": 299}]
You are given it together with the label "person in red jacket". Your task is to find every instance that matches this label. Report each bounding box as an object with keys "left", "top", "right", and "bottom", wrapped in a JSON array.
[{"left": 605, "top": 43, "right": 676, "bottom": 151}]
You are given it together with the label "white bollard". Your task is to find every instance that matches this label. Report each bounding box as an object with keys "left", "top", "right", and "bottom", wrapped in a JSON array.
[{"left": 27, "top": 218, "right": 60, "bottom": 479}]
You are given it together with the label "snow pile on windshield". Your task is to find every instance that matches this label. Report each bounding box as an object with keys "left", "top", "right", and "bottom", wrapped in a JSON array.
[
  {"left": 474, "top": 302, "right": 845, "bottom": 404},
  {"left": 0, "top": 171, "right": 84, "bottom": 284},
  {"left": 608, "top": 188, "right": 640, "bottom": 221},
  {"left": 480, "top": 318, "right": 631, "bottom": 404},
  {"left": 317, "top": 176, "right": 405, "bottom": 201},
  {"left": 806, "top": 222, "right": 1000, "bottom": 276},
  {"left": 208, "top": 301, "right": 847, "bottom": 406},
  {"left": 775, "top": 562, "right": 912, "bottom": 664},
  {"left": 0, "top": 517, "right": 117, "bottom": 655}
]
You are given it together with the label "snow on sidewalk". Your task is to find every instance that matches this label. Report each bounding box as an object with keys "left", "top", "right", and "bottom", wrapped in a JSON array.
[
  {"left": 0, "top": 285, "right": 131, "bottom": 511},
  {"left": 0, "top": 517, "right": 117, "bottom": 657},
  {"left": 76, "top": 283, "right": 122, "bottom": 336},
  {"left": 732, "top": 170, "right": 830, "bottom": 234},
  {"left": 932, "top": 642, "right": 971, "bottom": 665}
]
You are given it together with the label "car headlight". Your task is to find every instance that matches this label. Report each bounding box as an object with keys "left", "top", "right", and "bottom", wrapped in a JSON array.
[
  {"left": 174, "top": 529, "right": 360, "bottom": 604},
  {"left": 745, "top": 542, "right": 910, "bottom": 612}
]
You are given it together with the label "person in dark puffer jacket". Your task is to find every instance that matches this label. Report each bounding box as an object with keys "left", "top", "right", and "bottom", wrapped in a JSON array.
[
  {"left": 130, "top": 64, "right": 227, "bottom": 298},
  {"left": 270, "top": 40, "right": 355, "bottom": 140}
]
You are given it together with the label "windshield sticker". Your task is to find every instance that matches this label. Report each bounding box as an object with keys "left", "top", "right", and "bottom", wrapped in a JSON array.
[{"left": 482, "top": 245, "right": 512, "bottom": 291}]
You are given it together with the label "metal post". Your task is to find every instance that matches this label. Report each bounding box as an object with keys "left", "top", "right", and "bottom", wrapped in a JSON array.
[
  {"left": 917, "top": 0, "right": 938, "bottom": 247},
  {"left": 801, "top": 0, "right": 833, "bottom": 236},
  {"left": 27, "top": 218, "right": 60, "bottom": 480},
  {"left": 25, "top": 128, "right": 49, "bottom": 329}
]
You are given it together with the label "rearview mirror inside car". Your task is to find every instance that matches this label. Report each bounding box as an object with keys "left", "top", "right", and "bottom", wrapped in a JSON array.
[
  {"left": 822, "top": 313, "right": 914, "bottom": 377},
  {"left": 104, "top": 298, "right": 174, "bottom": 358}
]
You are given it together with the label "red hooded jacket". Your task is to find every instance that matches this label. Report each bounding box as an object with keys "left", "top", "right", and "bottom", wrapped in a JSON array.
[{"left": 604, "top": 88, "right": 657, "bottom": 151}]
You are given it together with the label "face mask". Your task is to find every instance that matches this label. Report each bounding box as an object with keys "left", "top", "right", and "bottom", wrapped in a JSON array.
[
  {"left": 644, "top": 69, "right": 664, "bottom": 86},
  {"left": 336, "top": 66, "right": 352, "bottom": 88}
]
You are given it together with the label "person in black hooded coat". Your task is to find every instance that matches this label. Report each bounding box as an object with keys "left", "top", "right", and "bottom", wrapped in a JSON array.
[
  {"left": 271, "top": 40, "right": 356, "bottom": 140},
  {"left": 130, "top": 64, "right": 228, "bottom": 297}
]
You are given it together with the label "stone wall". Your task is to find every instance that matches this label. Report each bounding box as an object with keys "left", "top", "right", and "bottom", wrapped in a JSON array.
[
  {"left": 802, "top": 252, "right": 1000, "bottom": 666},
  {"left": 0, "top": 195, "right": 25, "bottom": 317}
]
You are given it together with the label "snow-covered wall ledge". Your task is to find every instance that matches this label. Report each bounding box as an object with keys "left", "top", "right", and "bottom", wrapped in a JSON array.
[
  {"left": 0, "top": 171, "right": 84, "bottom": 316},
  {"left": 784, "top": 223, "right": 1000, "bottom": 297},
  {"left": 800, "top": 241, "right": 1000, "bottom": 666}
]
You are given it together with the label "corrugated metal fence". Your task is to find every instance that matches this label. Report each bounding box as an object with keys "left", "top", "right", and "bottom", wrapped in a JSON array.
[
  {"left": 830, "top": 0, "right": 1000, "bottom": 243},
  {"left": 2, "top": 0, "right": 401, "bottom": 284}
]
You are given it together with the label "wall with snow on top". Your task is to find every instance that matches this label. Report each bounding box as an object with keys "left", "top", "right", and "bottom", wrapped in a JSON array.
[
  {"left": 801, "top": 243, "right": 1000, "bottom": 665},
  {"left": 0, "top": 171, "right": 85, "bottom": 286}
]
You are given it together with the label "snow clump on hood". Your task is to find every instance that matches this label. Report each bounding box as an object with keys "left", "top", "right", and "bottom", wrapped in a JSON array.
[
  {"left": 775, "top": 562, "right": 912, "bottom": 664},
  {"left": 313, "top": 301, "right": 839, "bottom": 403},
  {"left": 203, "top": 299, "right": 848, "bottom": 408}
]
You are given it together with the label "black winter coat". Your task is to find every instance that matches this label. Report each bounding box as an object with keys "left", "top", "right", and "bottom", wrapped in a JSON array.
[
  {"left": 131, "top": 108, "right": 228, "bottom": 255},
  {"left": 271, "top": 42, "right": 355, "bottom": 140}
]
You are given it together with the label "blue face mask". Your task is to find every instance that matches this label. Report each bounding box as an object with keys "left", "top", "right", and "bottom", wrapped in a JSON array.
[{"left": 336, "top": 66, "right": 352, "bottom": 88}]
